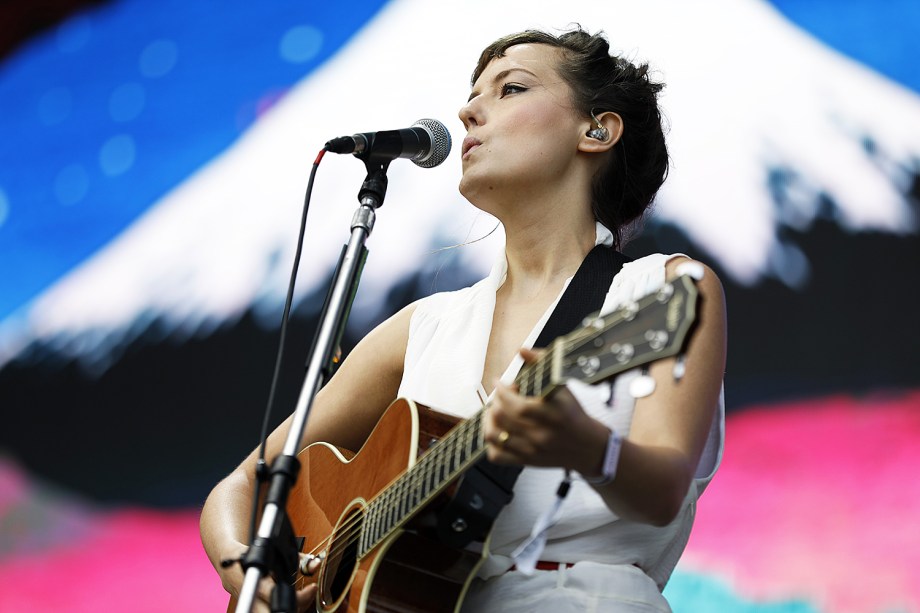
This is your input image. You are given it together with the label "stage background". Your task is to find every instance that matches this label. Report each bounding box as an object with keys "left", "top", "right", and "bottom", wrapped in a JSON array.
[{"left": 1, "top": 1, "right": 918, "bottom": 611}]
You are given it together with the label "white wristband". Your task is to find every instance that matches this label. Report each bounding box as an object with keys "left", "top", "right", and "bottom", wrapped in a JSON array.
[{"left": 581, "top": 429, "right": 622, "bottom": 486}]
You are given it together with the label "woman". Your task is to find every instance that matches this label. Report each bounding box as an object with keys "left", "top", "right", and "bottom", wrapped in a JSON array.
[{"left": 201, "top": 26, "right": 726, "bottom": 612}]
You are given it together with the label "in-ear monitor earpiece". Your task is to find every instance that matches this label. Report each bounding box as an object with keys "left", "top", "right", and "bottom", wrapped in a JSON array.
[{"left": 587, "top": 109, "right": 609, "bottom": 141}]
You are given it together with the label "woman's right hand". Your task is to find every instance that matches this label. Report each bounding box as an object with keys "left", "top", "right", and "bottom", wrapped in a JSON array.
[{"left": 219, "top": 540, "right": 319, "bottom": 613}]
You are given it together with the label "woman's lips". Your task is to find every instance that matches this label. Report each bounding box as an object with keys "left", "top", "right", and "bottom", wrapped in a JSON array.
[{"left": 462, "top": 136, "right": 482, "bottom": 158}]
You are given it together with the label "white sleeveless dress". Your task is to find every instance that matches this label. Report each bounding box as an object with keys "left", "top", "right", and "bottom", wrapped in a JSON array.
[{"left": 397, "top": 224, "right": 725, "bottom": 612}]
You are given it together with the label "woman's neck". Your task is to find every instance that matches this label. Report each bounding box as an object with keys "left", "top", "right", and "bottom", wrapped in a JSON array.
[{"left": 500, "top": 209, "right": 597, "bottom": 299}]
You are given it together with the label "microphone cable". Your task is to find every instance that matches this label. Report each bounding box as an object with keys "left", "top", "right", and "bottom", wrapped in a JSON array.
[{"left": 247, "top": 148, "right": 327, "bottom": 545}]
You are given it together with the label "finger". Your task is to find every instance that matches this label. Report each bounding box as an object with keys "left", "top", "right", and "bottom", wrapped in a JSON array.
[
  {"left": 485, "top": 406, "right": 530, "bottom": 463},
  {"left": 296, "top": 583, "right": 318, "bottom": 611},
  {"left": 485, "top": 413, "right": 512, "bottom": 454},
  {"left": 486, "top": 435, "right": 518, "bottom": 464},
  {"left": 484, "top": 405, "right": 515, "bottom": 461},
  {"left": 545, "top": 385, "right": 589, "bottom": 424},
  {"left": 256, "top": 576, "right": 277, "bottom": 605},
  {"left": 495, "top": 382, "right": 550, "bottom": 423},
  {"left": 519, "top": 347, "right": 546, "bottom": 363},
  {"left": 493, "top": 381, "right": 521, "bottom": 411},
  {"left": 252, "top": 600, "right": 271, "bottom": 613},
  {"left": 298, "top": 552, "right": 323, "bottom": 577}
]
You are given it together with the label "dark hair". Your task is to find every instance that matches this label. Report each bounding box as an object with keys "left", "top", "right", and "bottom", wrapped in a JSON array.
[{"left": 472, "top": 26, "right": 669, "bottom": 248}]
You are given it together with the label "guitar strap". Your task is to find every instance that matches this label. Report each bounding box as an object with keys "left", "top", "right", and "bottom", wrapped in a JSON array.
[{"left": 436, "top": 244, "right": 631, "bottom": 548}]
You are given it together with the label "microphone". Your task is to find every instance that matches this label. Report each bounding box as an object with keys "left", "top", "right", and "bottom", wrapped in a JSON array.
[{"left": 324, "top": 118, "right": 452, "bottom": 168}]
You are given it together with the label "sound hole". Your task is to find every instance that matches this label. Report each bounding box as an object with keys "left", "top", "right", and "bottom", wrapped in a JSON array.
[{"left": 319, "top": 505, "right": 362, "bottom": 610}]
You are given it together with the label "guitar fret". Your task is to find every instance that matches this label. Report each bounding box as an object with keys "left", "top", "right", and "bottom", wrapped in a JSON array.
[
  {"left": 535, "top": 358, "right": 544, "bottom": 396},
  {"left": 370, "top": 502, "right": 379, "bottom": 550},
  {"left": 397, "top": 477, "right": 408, "bottom": 523},
  {"left": 378, "top": 493, "right": 388, "bottom": 541},
  {"left": 452, "top": 435, "right": 461, "bottom": 474},
  {"left": 387, "top": 488, "right": 397, "bottom": 534},
  {"left": 457, "top": 425, "right": 467, "bottom": 467},
  {"left": 365, "top": 503, "right": 376, "bottom": 554},
  {"left": 410, "top": 472, "right": 419, "bottom": 508},
  {"left": 474, "top": 414, "right": 484, "bottom": 449},
  {"left": 359, "top": 505, "right": 368, "bottom": 554},
  {"left": 435, "top": 451, "right": 444, "bottom": 488},
  {"left": 401, "top": 484, "right": 409, "bottom": 517},
  {"left": 439, "top": 453, "right": 449, "bottom": 484},
  {"left": 427, "top": 455, "right": 437, "bottom": 495},
  {"left": 420, "top": 456, "right": 430, "bottom": 501},
  {"left": 429, "top": 445, "right": 442, "bottom": 492},
  {"left": 362, "top": 502, "right": 372, "bottom": 553},
  {"left": 394, "top": 485, "right": 403, "bottom": 530}
]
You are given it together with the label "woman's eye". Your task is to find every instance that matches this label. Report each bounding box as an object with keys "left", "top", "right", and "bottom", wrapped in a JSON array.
[{"left": 500, "top": 83, "right": 526, "bottom": 97}]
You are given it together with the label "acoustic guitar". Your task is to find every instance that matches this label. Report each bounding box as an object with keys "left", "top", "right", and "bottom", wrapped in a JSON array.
[{"left": 236, "top": 273, "right": 699, "bottom": 612}]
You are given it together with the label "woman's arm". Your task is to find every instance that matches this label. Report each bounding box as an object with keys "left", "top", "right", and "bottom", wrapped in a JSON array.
[
  {"left": 595, "top": 257, "right": 726, "bottom": 524},
  {"left": 486, "top": 256, "right": 727, "bottom": 526},
  {"left": 199, "top": 301, "right": 417, "bottom": 609}
]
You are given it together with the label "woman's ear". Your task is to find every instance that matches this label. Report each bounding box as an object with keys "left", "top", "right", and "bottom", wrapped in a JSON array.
[{"left": 578, "top": 111, "right": 623, "bottom": 153}]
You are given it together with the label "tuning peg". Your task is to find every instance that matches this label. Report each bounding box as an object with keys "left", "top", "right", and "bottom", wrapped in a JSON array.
[
  {"left": 628, "top": 367, "right": 656, "bottom": 398},
  {"left": 672, "top": 354, "right": 687, "bottom": 380}
]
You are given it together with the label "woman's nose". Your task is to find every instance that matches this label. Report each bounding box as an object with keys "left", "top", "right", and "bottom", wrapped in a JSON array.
[{"left": 458, "top": 98, "right": 482, "bottom": 130}]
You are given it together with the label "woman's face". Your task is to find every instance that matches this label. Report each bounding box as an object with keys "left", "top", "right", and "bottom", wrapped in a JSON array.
[{"left": 457, "top": 44, "right": 586, "bottom": 209}]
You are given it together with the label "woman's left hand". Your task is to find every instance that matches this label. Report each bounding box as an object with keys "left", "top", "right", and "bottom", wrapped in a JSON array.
[{"left": 483, "top": 348, "right": 610, "bottom": 477}]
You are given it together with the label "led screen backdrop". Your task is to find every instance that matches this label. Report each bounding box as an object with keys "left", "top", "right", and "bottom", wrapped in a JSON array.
[{"left": 1, "top": 1, "right": 918, "bottom": 611}]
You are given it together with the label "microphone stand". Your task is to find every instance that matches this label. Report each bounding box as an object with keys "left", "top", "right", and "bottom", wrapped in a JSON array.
[{"left": 235, "top": 155, "right": 391, "bottom": 613}]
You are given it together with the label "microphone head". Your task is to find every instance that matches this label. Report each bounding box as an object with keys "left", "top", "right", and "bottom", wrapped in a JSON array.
[{"left": 412, "top": 118, "right": 452, "bottom": 168}]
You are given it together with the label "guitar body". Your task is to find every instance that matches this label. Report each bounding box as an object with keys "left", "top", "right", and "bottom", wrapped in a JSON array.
[{"left": 289, "top": 398, "right": 488, "bottom": 613}]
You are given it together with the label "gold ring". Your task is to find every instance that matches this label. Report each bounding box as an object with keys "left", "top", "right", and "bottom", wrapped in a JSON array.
[{"left": 497, "top": 430, "right": 510, "bottom": 446}]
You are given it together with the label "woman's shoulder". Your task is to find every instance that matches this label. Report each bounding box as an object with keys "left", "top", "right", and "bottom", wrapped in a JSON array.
[
  {"left": 607, "top": 252, "right": 678, "bottom": 300},
  {"left": 619, "top": 252, "right": 682, "bottom": 274},
  {"left": 410, "top": 273, "right": 495, "bottom": 319},
  {"left": 607, "top": 252, "right": 724, "bottom": 309}
]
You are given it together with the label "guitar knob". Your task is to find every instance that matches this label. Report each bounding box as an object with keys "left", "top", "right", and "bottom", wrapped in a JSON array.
[
  {"left": 645, "top": 329, "right": 669, "bottom": 351},
  {"left": 628, "top": 369, "right": 656, "bottom": 399},
  {"left": 609, "top": 343, "right": 635, "bottom": 363},
  {"left": 672, "top": 355, "right": 687, "bottom": 380},
  {"left": 576, "top": 355, "right": 601, "bottom": 376},
  {"left": 656, "top": 283, "right": 674, "bottom": 302}
]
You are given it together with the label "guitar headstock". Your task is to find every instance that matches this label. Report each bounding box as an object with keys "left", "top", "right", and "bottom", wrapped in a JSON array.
[{"left": 557, "top": 274, "right": 699, "bottom": 385}]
